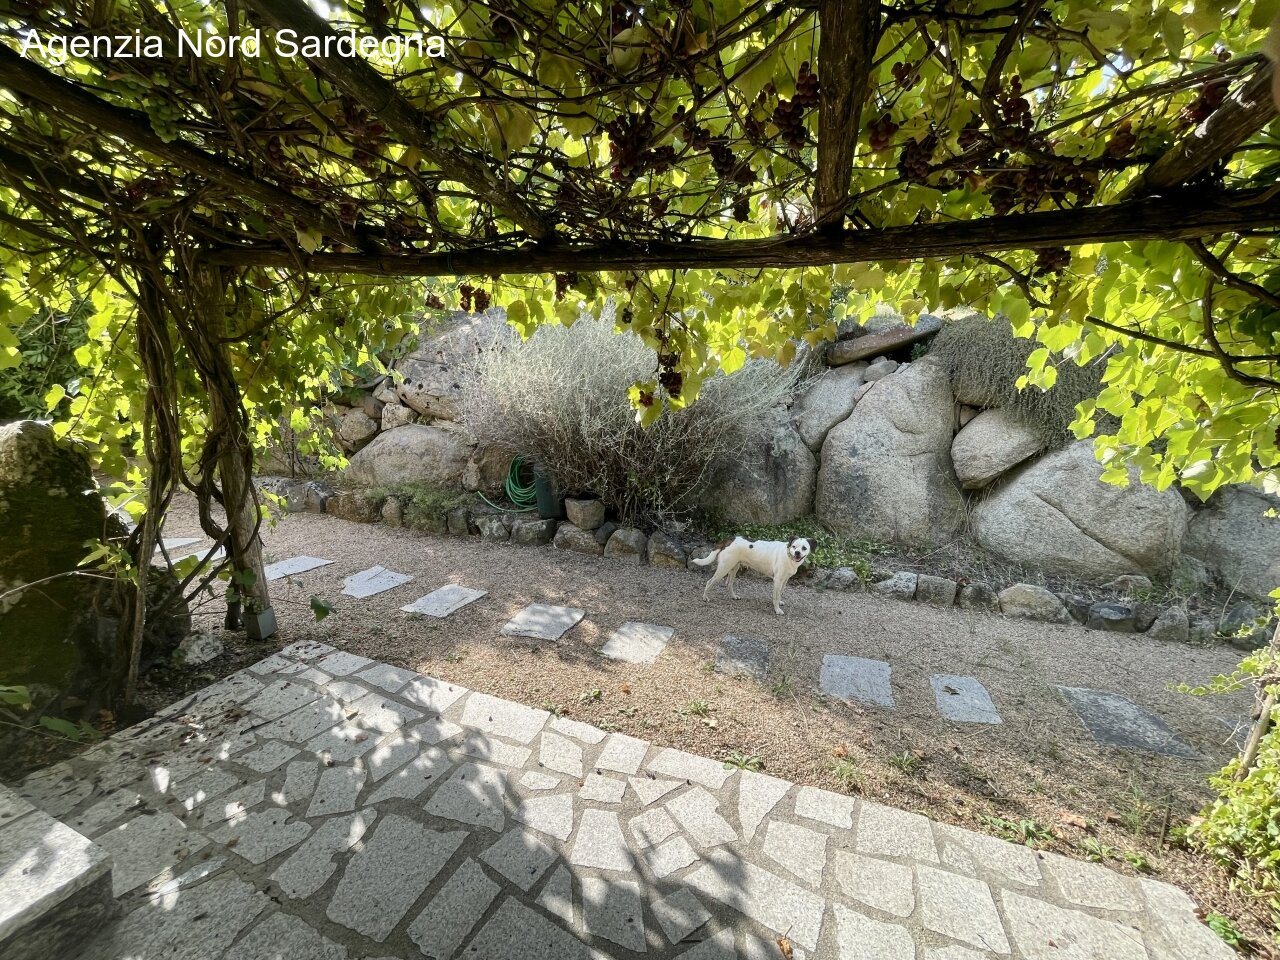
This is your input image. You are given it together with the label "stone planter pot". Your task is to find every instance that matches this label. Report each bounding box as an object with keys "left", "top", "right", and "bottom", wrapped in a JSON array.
[{"left": 244, "top": 607, "right": 278, "bottom": 641}]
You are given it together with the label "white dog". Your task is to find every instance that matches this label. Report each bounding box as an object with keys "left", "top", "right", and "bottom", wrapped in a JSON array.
[{"left": 691, "top": 536, "right": 812, "bottom": 615}]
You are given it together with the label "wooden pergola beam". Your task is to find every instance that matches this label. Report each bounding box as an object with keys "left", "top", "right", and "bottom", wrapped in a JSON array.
[
  {"left": 244, "top": 0, "right": 555, "bottom": 240},
  {"left": 1121, "top": 64, "right": 1276, "bottom": 199},
  {"left": 208, "top": 187, "right": 1280, "bottom": 276},
  {"left": 813, "top": 0, "right": 880, "bottom": 230}
]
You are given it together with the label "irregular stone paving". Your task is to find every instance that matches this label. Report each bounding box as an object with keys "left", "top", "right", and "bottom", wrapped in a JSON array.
[
  {"left": 599, "top": 622, "right": 676, "bottom": 664},
  {"left": 342, "top": 566, "right": 414, "bottom": 599},
  {"left": 18, "top": 642, "right": 1231, "bottom": 960},
  {"left": 400, "top": 585, "right": 487, "bottom": 618},
  {"left": 264, "top": 556, "right": 335, "bottom": 581},
  {"left": 819, "top": 653, "right": 896, "bottom": 708},
  {"left": 501, "top": 603, "right": 586, "bottom": 641},
  {"left": 1057, "top": 686, "right": 1196, "bottom": 758}
]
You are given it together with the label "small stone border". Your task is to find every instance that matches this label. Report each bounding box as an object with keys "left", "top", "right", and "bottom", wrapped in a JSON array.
[{"left": 254, "top": 478, "right": 1268, "bottom": 651}]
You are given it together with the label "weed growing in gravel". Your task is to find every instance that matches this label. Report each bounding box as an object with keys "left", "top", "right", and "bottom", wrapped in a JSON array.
[
  {"left": 578, "top": 688, "right": 603, "bottom": 705},
  {"left": 682, "top": 699, "right": 712, "bottom": 717},
  {"left": 1080, "top": 838, "right": 1115, "bottom": 862},
  {"left": 980, "top": 815, "right": 1054, "bottom": 848},
  {"left": 890, "top": 750, "right": 923, "bottom": 775},
  {"left": 540, "top": 701, "right": 563, "bottom": 717},
  {"left": 724, "top": 751, "right": 765, "bottom": 771},
  {"left": 1205, "top": 911, "right": 1245, "bottom": 948},
  {"left": 769, "top": 676, "right": 794, "bottom": 697},
  {"left": 828, "top": 758, "right": 862, "bottom": 792},
  {"left": 1120, "top": 781, "right": 1159, "bottom": 837}
]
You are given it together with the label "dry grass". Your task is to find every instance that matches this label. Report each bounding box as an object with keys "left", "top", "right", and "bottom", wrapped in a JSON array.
[{"left": 928, "top": 309, "right": 1119, "bottom": 446}]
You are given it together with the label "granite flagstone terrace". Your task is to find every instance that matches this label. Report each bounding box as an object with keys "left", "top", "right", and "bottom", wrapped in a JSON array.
[{"left": 9, "top": 640, "right": 1233, "bottom": 960}]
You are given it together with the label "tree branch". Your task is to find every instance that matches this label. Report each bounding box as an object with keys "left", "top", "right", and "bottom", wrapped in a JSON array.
[{"left": 1121, "top": 64, "right": 1277, "bottom": 199}]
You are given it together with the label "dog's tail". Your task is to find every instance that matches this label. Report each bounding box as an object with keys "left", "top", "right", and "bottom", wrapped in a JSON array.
[{"left": 690, "top": 548, "right": 720, "bottom": 568}]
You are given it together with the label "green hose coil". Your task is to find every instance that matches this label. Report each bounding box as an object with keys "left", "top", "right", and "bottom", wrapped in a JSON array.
[{"left": 478, "top": 454, "right": 539, "bottom": 512}]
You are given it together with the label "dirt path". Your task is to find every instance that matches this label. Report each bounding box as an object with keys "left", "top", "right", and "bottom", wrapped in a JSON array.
[{"left": 161, "top": 501, "right": 1270, "bottom": 950}]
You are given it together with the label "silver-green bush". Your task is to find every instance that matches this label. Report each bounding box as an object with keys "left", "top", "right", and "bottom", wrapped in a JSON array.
[{"left": 458, "top": 314, "right": 807, "bottom": 525}]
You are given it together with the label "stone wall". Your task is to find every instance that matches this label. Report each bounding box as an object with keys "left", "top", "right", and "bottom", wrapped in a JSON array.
[
  {"left": 322, "top": 309, "right": 512, "bottom": 494},
  {"left": 309, "top": 307, "right": 1278, "bottom": 605}
]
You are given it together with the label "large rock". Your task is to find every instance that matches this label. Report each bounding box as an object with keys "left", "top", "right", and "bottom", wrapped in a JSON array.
[
  {"left": 790, "top": 363, "right": 868, "bottom": 452},
  {"left": 950, "top": 408, "right": 1044, "bottom": 490},
  {"left": 0, "top": 422, "right": 186, "bottom": 716},
  {"left": 1, "top": 423, "right": 111, "bottom": 700},
  {"left": 815, "top": 358, "right": 965, "bottom": 545},
  {"left": 554, "top": 522, "right": 603, "bottom": 556},
  {"left": 700, "top": 406, "right": 817, "bottom": 525},
  {"left": 462, "top": 444, "right": 510, "bottom": 494},
  {"left": 1184, "top": 486, "right": 1280, "bottom": 601},
  {"left": 565, "top": 498, "right": 606, "bottom": 531},
  {"left": 380, "top": 402, "right": 419, "bottom": 430},
  {"left": 998, "top": 583, "right": 1071, "bottom": 623},
  {"left": 393, "top": 311, "right": 511, "bottom": 420},
  {"left": 827, "top": 313, "right": 942, "bottom": 366},
  {"left": 336, "top": 408, "right": 379, "bottom": 452},
  {"left": 343, "top": 423, "right": 472, "bottom": 487},
  {"left": 604, "top": 528, "right": 647, "bottom": 563},
  {"left": 970, "top": 441, "right": 1187, "bottom": 579}
]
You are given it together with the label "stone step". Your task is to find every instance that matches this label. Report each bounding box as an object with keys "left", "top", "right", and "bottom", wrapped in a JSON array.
[{"left": 0, "top": 784, "right": 116, "bottom": 960}]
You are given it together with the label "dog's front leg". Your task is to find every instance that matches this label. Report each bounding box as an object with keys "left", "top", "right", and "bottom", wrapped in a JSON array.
[{"left": 772, "top": 576, "right": 785, "bottom": 615}]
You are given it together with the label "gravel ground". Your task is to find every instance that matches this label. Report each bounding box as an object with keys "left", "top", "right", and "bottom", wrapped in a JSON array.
[{"left": 134, "top": 500, "right": 1272, "bottom": 952}]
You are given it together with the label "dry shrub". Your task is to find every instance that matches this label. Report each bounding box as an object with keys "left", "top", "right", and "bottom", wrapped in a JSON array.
[
  {"left": 928, "top": 309, "right": 1117, "bottom": 446},
  {"left": 458, "top": 314, "right": 806, "bottom": 525}
]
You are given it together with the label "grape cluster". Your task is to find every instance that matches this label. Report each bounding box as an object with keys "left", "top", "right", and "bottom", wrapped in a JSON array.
[
  {"left": 709, "top": 138, "right": 736, "bottom": 179},
  {"left": 996, "top": 76, "right": 1033, "bottom": 148},
  {"left": 605, "top": 112, "right": 675, "bottom": 180},
  {"left": 621, "top": 306, "right": 634, "bottom": 325},
  {"left": 987, "top": 164, "right": 1096, "bottom": 216},
  {"left": 657, "top": 351, "right": 683, "bottom": 398},
  {"left": 1034, "top": 247, "right": 1071, "bottom": 275},
  {"left": 554, "top": 272, "right": 578, "bottom": 301},
  {"left": 773, "top": 99, "right": 806, "bottom": 149},
  {"left": 773, "top": 62, "right": 820, "bottom": 150},
  {"left": 1181, "top": 80, "right": 1229, "bottom": 126},
  {"left": 958, "top": 119, "right": 985, "bottom": 152},
  {"left": 1104, "top": 120, "right": 1137, "bottom": 159},
  {"left": 733, "top": 194, "right": 750, "bottom": 222},
  {"left": 868, "top": 114, "right": 900, "bottom": 151},
  {"left": 426, "top": 293, "right": 445, "bottom": 310},
  {"left": 897, "top": 133, "right": 938, "bottom": 184},
  {"left": 795, "top": 62, "right": 820, "bottom": 105},
  {"left": 891, "top": 61, "right": 918, "bottom": 90},
  {"left": 637, "top": 389, "right": 655, "bottom": 408},
  {"left": 459, "top": 284, "right": 491, "bottom": 313}
]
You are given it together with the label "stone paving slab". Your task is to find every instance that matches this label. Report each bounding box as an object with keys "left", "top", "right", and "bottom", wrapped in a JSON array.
[
  {"left": 400, "top": 584, "right": 487, "bottom": 617},
  {"left": 1057, "top": 686, "right": 1197, "bottom": 758},
  {"left": 820, "top": 653, "right": 896, "bottom": 707},
  {"left": 24, "top": 649, "right": 1231, "bottom": 960},
  {"left": 500, "top": 603, "right": 585, "bottom": 641},
  {"left": 714, "top": 634, "right": 770, "bottom": 679},
  {"left": 931, "top": 674, "right": 1002, "bottom": 725},
  {"left": 341, "top": 565, "right": 414, "bottom": 599},
  {"left": 599, "top": 620, "right": 675, "bottom": 663},
  {"left": 263, "top": 555, "right": 334, "bottom": 581}
]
